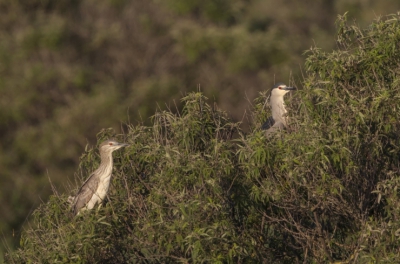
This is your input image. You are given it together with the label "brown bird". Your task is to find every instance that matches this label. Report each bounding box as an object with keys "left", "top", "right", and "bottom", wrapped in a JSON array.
[{"left": 70, "top": 139, "right": 128, "bottom": 215}]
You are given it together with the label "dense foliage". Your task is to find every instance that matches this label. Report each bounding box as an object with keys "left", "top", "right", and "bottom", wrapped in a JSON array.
[
  {"left": 7, "top": 13, "right": 400, "bottom": 262},
  {"left": 8, "top": 94, "right": 248, "bottom": 263},
  {"left": 2, "top": 0, "right": 400, "bottom": 259},
  {"left": 1, "top": 0, "right": 348, "bottom": 253}
]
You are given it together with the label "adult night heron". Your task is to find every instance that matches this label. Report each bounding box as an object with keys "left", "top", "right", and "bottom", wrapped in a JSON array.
[
  {"left": 261, "top": 82, "right": 296, "bottom": 136},
  {"left": 71, "top": 139, "right": 129, "bottom": 216}
]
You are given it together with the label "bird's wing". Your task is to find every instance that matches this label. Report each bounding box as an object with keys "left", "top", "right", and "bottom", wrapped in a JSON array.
[
  {"left": 264, "top": 120, "right": 286, "bottom": 137},
  {"left": 261, "top": 116, "right": 275, "bottom": 130},
  {"left": 72, "top": 173, "right": 100, "bottom": 215}
]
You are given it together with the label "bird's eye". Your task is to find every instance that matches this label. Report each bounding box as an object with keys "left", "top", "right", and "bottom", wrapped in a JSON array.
[
  {"left": 109, "top": 143, "right": 113, "bottom": 146},
  {"left": 279, "top": 86, "right": 282, "bottom": 89}
]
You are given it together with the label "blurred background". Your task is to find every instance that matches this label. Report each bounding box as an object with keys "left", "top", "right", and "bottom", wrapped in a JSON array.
[{"left": 1, "top": 0, "right": 400, "bottom": 259}]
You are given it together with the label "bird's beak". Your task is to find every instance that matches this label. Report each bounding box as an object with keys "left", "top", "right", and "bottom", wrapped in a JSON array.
[
  {"left": 283, "top": 86, "right": 296, "bottom": 91},
  {"left": 118, "top": 143, "right": 129, "bottom": 148}
]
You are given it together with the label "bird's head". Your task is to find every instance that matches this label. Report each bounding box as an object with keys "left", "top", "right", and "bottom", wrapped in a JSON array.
[
  {"left": 271, "top": 83, "right": 296, "bottom": 97},
  {"left": 99, "top": 139, "right": 129, "bottom": 153}
]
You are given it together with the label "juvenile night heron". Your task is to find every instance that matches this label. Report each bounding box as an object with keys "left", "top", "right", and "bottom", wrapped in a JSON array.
[
  {"left": 70, "top": 139, "right": 129, "bottom": 216},
  {"left": 262, "top": 82, "right": 296, "bottom": 136}
]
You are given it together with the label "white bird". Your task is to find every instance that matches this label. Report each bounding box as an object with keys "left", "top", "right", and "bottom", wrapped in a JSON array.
[
  {"left": 71, "top": 139, "right": 128, "bottom": 216},
  {"left": 262, "top": 82, "right": 296, "bottom": 136}
]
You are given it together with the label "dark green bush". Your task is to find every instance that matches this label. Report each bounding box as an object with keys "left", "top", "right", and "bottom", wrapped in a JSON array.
[
  {"left": 7, "top": 93, "right": 252, "bottom": 263},
  {"left": 5, "top": 2, "right": 400, "bottom": 257},
  {"left": 238, "top": 13, "right": 400, "bottom": 262},
  {"left": 7, "top": 13, "right": 400, "bottom": 264}
]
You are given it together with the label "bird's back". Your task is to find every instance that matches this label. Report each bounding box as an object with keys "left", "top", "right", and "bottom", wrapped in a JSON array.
[
  {"left": 261, "top": 116, "right": 275, "bottom": 130},
  {"left": 72, "top": 173, "right": 100, "bottom": 215}
]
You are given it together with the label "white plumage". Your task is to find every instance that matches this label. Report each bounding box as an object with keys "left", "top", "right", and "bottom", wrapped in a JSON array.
[{"left": 262, "top": 83, "right": 296, "bottom": 136}]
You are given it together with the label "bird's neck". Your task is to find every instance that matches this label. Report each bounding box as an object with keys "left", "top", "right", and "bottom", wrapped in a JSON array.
[
  {"left": 270, "top": 95, "right": 287, "bottom": 121},
  {"left": 98, "top": 152, "right": 114, "bottom": 179}
]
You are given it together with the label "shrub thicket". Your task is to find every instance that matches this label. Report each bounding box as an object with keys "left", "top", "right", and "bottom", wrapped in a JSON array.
[
  {"left": 241, "top": 13, "right": 400, "bottom": 262},
  {"left": 3, "top": 0, "right": 400, "bottom": 258},
  {"left": 0, "top": 0, "right": 337, "bottom": 249},
  {"left": 7, "top": 13, "right": 400, "bottom": 263}
]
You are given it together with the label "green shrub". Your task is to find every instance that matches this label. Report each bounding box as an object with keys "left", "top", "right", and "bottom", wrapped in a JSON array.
[
  {"left": 238, "top": 13, "right": 400, "bottom": 262},
  {"left": 7, "top": 93, "right": 253, "bottom": 263},
  {"left": 7, "top": 13, "right": 400, "bottom": 263}
]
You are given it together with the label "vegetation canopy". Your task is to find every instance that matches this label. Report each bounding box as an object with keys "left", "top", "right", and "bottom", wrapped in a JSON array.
[{"left": 6, "top": 13, "right": 400, "bottom": 263}]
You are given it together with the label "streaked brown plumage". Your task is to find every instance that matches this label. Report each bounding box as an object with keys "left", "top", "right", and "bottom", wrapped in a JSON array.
[{"left": 71, "top": 139, "right": 128, "bottom": 215}]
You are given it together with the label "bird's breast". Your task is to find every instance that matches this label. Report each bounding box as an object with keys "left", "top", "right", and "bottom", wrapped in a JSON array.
[
  {"left": 87, "top": 164, "right": 113, "bottom": 208},
  {"left": 96, "top": 176, "right": 112, "bottom": 200}
]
